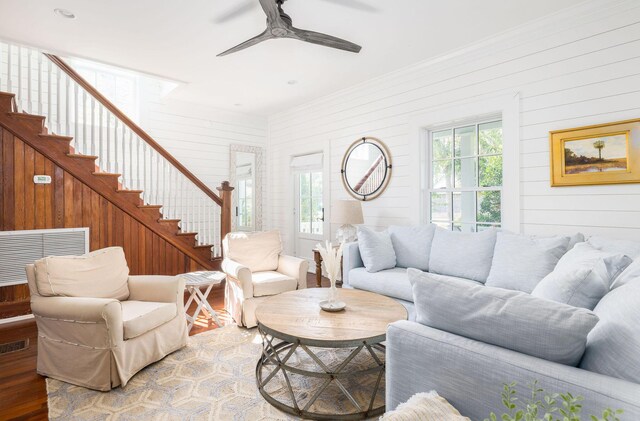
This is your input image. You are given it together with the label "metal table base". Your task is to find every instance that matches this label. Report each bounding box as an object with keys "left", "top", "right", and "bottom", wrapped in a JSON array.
[{"left": 256, "top": 324, "right": 386, "bottom": 420}]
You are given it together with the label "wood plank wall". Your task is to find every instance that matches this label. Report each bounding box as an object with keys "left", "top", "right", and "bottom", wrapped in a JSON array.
[{"left": 0, "top": 126, "right": 207, "bottom": 318}]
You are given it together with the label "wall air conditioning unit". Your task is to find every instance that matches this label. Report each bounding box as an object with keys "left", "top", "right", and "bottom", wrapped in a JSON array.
[{"left": 0, "top": 228, "right": 89, "bottom": 287}]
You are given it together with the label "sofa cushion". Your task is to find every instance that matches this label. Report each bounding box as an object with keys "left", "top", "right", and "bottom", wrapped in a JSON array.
[
  {"left": 486, "top": 232, "right": 570, "bottom": 293},
  {"left": 388, "top": 225, "right": 436, "bottom": 271},
  {"left": 531, "top": 242, "right": 632, "bottom": 310},
  {"left": 428, "top": 227, "right": 497, "bottom": 283},
  {"left": 580, "top": 278, "right": 640, "bottom": 383},
  {"left": 251, "top": 271, "right": 297, "bottom": 297},
  {"left": 223, "top": 230, "right": 282, "bottom": 272},
  {"left": 587, "top": 236, "right": 640, "bottom": 258},
  {"left": 34, "top": 247, "right": 130, "bottom": 300},
  {"left": 121, "top": 300, "right": 177, "bottom": 340},
  {"left": 357, "top": 226, "right": 396, "bottom": 273},
  {"left": 612, "top": 259, "right": 640, "bottom": 289},
  {"left": 409, "top": 268, "right": 599, "bottom": 366},
  {"left": 349, "top": 267, "right": 412, "bottom": 302}
]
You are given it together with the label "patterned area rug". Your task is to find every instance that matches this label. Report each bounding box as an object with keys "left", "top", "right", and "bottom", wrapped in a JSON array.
[{"left": 46, "top": 325, "right": 384, "bottom": 420}]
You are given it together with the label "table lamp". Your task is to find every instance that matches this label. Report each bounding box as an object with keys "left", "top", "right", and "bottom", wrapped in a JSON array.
[{"left": 331, "top": 200, "right": 364, "bottom": 243}]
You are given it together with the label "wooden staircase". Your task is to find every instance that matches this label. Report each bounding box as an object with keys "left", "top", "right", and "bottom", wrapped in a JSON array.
[{"left": 0, "top": 91, "right": 225, "bottom": 270}]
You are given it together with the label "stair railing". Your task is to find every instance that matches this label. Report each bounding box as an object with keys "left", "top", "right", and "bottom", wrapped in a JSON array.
[{"left": 0, "top": 40, "right": 230, "bottom": 257}]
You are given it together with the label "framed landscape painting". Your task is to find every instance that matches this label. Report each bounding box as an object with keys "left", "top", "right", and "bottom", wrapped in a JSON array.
[{"left": 550, "top": 119, "right": 640, "bottom": 187}]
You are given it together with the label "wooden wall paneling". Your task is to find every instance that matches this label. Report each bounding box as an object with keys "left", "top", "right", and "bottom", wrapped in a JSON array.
[
  {"left": 0, "top": 127, "right": 3, "bottom": 229},
  {"left": 23, "top": 144, "right": 35, "bottom": 230},
  {"left": 33, "top": 152, "right": 45, "bottom": 230},
  {"left": 63, "top": 171, "right": 74, "bottom": 227},
  {"left": 72, "top": 177, "right": 83, "bottom": 228},
  {"left": 138, "top": 222, "right": 146, "bottom": 275},
  {"left": 90, "top": 191, "right": 100, "bottom": 250},
  {"left": 13, "top": 137, "right": 24, "bottom": 230},
  {"left": 130, "top": 219, "right": 139, "bottom": 275},
  {"left": 43, "top": 159, "right": 54, "bottom": 228},
  {"left": 2, "top": 129, "right": 15, "bottom": 230},
  {"left": 53, "top": 165, "right": 64, "bottom": 228}
]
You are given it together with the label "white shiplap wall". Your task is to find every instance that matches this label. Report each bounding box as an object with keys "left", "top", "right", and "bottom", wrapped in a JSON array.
[
  {"left": 139, "top": 80, "right": 268, "bottom": 192},
  {"left": 266, "top": 0, "right": 640, "bottom": 254}
]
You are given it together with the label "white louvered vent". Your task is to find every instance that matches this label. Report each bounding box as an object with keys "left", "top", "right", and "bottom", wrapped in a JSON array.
[{"left": 0, "top": 228, "right": 89, "bottom": 286}]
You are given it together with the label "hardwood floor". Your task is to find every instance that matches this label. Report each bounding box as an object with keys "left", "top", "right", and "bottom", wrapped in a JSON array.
[{"left": 0, "top": 274, "right": 328, "bottom": 421}]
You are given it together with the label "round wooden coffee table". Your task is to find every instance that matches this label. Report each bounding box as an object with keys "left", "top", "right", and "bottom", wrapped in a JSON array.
[{"left": 255, "top": 288, "right": 407, "bottom": 420}]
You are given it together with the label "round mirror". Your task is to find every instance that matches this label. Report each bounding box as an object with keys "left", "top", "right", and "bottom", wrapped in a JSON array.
[{"left": 341, "top": 137, "right": 392, "bottom": 201}]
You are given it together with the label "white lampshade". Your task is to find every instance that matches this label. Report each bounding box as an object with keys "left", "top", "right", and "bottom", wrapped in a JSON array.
[{"left": 331, "top": 200, "right": 364, "bottom": 225}]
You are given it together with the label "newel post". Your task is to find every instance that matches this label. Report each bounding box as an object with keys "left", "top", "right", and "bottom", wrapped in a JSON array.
[{"left": 217, "top": 181, "right": 234, "bottom": 242}]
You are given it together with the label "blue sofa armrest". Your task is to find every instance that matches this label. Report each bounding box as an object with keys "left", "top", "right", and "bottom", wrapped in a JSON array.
[
  {"left": 342, "top": 242, "right": 363, "bottom": 287},
  {"left": 386, "top": 320, "right": 640, "bottom": 420}
]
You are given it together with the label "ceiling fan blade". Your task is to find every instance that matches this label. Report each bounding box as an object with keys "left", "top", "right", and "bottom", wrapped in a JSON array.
[
  {"left": 290, "top": 28, "right": 362, "bottom": 53},
  {"left": 217, "top": 30, "right": 273, "bottom": 57},
  {"left": 213, "top": 1, "right": 256, "bottom": 24},
  {"left": 320, "top": 0, "right": 379, "bottom": 13},
  {"left": 258, "top": 0, "right": 282, "bottom": 23}
]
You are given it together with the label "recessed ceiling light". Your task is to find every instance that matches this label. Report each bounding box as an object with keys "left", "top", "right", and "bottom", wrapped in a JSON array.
[
  {"left": 234, "top": 103, "right": 242, "bottom": 107},
  {"left": 287, "top": 80, "right": 298, "bottom": 85},
  {"left": 54, "top": 8, "right": 76, "bottom": 19}
]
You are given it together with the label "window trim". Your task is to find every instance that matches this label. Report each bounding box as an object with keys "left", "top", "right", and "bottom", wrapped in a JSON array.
[
  {"left": 408, "top": 93, "right": 521, "bottom": 232},
  {"left": 427, "top": 118, "right": 503, "bottom": 231}
]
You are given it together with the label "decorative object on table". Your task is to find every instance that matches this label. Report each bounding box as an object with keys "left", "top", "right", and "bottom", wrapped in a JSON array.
[
  {"left": 254, "top": 288, "right": 408, "bottom": 420},
  {"left": 313, "top": 247, "right": 344, "bottom": 287},
  {"left": 380, "top": 391, "right": 470, "bottom": 421},
  {"left": 550, "top": 118, "right": 640, "bottom": 187},
  {"left": 316, "top": 240, "right": 345, "bottom": 311},
  {"left": 484, "top": 381, "right": 623, "bottom": 421},
  {"left": 180, "top": 271, "right": 226, "bottom": 332},
  {"left": 331, "top": 199, "right": 364, "bottom": 243},
  {"left": 341, "top": 136, "right": 392, "bottom": 201}
]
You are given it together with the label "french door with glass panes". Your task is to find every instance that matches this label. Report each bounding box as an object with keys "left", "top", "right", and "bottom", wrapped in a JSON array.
[
  {"left": 294, "top": 171, "right": 324, "bottom": 259},
  {"left": 428, "top": 120, "right": 503, "bottom": 232}
]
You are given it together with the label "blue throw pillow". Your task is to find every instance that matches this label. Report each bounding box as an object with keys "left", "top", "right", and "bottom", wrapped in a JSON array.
[{"left": 357, "top": 226, "right": 396, "bottom": 273}]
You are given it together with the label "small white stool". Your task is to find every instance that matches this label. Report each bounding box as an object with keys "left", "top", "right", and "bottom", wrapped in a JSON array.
[{"left": 180, "top": 271, "right": 226, "bottom": 332}]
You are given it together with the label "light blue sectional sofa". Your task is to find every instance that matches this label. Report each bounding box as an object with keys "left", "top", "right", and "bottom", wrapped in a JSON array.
[{"left": 342, "top": 225, "right": 640, "bottom": 420}]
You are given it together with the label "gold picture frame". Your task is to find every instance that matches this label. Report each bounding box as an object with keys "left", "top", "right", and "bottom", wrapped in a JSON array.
[{"left": 550, "top": 118, "right": 640, "bottom": 187}]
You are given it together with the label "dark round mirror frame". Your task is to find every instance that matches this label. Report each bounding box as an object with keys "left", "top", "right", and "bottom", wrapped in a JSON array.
[{"left": 340, "top": 137, "right": 392, "bottom": 201}]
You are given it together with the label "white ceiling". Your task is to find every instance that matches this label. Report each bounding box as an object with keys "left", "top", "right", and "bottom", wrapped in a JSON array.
[{"left": 0, "top": 0, "right": 586, "bottom": 116}]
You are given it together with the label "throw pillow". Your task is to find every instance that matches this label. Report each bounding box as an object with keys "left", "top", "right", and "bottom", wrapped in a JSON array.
[
  {"left": 611, "top": 259, "right": 640, "bottom": 289},
  {"left": 388, "top": 225, "right": 436, "bottom": 271},
  {"left": 580, "top": 278, "right": 640, "bottom": 383},
  {"left": 428, "top": 227, "right": 497, "bottom": 283},
  {"left": 486, "top": 232, "right": 570, "bottom": 293},
  {"left": 380, "top": 391, "right": 469, "bottom": 421},
  {"left": 531, "top": 242, "right": 632, "bottom": 310},
  {"left": 587, "top": 236, "right": 640, "bottom": 258},
  {"left": 357, "top": 226, "right": 396, "bottom": 273},
  {"left": 409, "top": 268, "right": 599, "bottom": 366}
]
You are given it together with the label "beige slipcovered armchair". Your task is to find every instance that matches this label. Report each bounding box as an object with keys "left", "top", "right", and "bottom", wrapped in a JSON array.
[
  {"left": 26, "top": 247, "right": 187, "bottom": 391},
  {"left": 222, "top": 230, "right": 309, "bottom": 328}
]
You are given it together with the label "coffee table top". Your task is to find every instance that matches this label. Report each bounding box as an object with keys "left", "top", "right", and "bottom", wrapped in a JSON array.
[{"left": 255, "top": 288, "right": 408, "bottom": 346}]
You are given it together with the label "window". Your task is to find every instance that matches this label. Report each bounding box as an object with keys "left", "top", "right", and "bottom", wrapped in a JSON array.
[
  {"left": 429, "top": 120, "right": 503, "bottom": 232},
  {"left": 298, "top": 171, "right": 323, "bottom": 236}
]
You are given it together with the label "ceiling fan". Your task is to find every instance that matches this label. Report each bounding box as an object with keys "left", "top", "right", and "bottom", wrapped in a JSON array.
[{"left": 217, "top": 0, "right": 365, "bottom": 57}]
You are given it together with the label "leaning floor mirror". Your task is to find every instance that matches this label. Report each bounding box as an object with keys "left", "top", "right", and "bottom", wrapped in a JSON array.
[{"left": 229, "top": 145, "right": 264, "bottom": 232}]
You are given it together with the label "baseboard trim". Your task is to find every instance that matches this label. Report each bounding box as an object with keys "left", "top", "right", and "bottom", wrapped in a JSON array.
[{"left": 0, "top": 314, "right": 34, "bottom": 325}]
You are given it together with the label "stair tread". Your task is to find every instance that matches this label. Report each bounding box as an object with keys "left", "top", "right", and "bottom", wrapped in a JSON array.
[
  {"left": 93, "top": 172, "right": 121, "bottom": 177},
  {"left": 138, "top": 204, "right": 162, "bottom": 209},
  {"left": 117, "top": 189, "right": 143, "bottom": 193},
  {"left": 7, "top": 112, "right": 45, "bottom": 119},
  {"left": 177, "top": 232, "right": 198, "bottom": 236},
  {"left": 194, "top": 245, "right": 214, "bottom": 249},
  {"left": 39, "top": 133, "right": 73, "bottom": 141},
  {"left": 69, "top": 153, "right": 98, "bottom": 159},
  {"left": 159, "top": 219, "right": 181, "bottom": 223}
]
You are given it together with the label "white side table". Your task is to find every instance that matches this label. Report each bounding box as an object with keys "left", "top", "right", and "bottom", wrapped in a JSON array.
[{"left": 180, "top": 271, "right": 226, "bottom": 332}]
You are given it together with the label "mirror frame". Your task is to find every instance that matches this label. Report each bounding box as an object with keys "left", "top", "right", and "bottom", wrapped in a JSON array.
[
  {"left": 340, "top": 137, "right": 392, "bottom": 201},
  {"left": 229, "top": 144, "right": 264, "bottom": 231}
]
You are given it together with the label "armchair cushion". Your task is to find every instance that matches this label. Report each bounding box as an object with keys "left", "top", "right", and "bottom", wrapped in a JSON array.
[
  {"left": 34, "top": 247, "right": 129, "bottom": 300},
  {"left": 128, "top": 275, "right": 183, "bottom": 303},
  {"left": 223, "top": 231, "right": 282, "bottom": 272},
  {"left": 121, "top": 301, "right": 177, "bottom": 340},
  {"left": 252, "top": 271, "right": 297, "bottom": 297}
]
